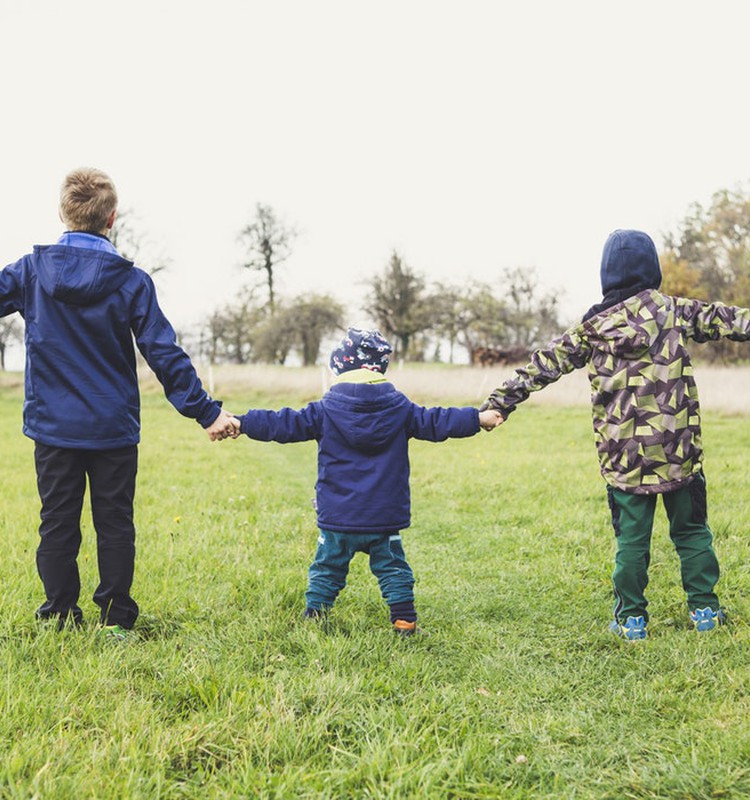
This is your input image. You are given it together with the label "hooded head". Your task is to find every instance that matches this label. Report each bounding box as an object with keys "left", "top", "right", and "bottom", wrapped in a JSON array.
[
  {"left": 329, "top": 328, "right": 392, "bottom": 376},
  {"left": 600, "top": 229, "right": 662, "bottom": 295}
]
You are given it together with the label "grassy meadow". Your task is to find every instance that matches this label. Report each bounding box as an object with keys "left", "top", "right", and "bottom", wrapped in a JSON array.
[{"left": 1, "top": 364, "right": 750, "bottom": 798}]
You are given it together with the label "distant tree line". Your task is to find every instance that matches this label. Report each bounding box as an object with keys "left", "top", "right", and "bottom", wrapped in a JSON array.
[
  {"left": 195, "top": 202, "right": 564, "bottom": 367},
  {"left": 3, "top": 186, "right": 750, "bottom": 371},
  {"left": 201, "top": 185, "right": 750, "bottom": 367}
]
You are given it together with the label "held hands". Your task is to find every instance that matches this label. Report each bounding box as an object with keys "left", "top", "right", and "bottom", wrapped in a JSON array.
[
  {"left": 478, "top": 409, "right": 504, "bottom": 431},
  {"left": 206, "top": 409, "right": 241, "bottom": 441}
]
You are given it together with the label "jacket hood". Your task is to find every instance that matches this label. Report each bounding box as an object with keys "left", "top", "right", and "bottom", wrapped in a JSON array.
[
  {"left": 600, "top": 230, "right": 661, "bottom": 295},
  {"left": 583, "top": 289, "right": 663, "bottom": 359},
  {"left": 321, "top": 382, "right": 408, "bottom": 454},
  {"left": 33, "top": 245, "right": 134, "bottom": 306}
]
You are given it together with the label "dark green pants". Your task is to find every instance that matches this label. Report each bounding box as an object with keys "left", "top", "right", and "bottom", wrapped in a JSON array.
[{"left": 607, "top": 473, "right": 720, "bottom": 623}]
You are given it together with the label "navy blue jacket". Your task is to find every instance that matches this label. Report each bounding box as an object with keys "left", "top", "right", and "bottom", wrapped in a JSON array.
[
  {"left": 238, "top": 381, "right": 480, "bottom": 533},
  {"left": 0, "top": 235, "right": 221, "bottom": 449}
]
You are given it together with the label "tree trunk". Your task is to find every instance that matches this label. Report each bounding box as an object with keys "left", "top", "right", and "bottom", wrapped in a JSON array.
[{"left": 265, "top": 258, "right": 275, "bottom": 313}]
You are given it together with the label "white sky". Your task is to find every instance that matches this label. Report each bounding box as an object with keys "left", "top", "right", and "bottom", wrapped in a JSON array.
[{"left": 2, "top": 0, "right": 749, "bottom": 337}]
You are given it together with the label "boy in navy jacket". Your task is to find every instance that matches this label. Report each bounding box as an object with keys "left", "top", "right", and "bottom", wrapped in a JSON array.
[
  {"left": 232, "top": 328, "right": 500, "bottom": 634},
  {"left": 0, "top": 167, "right": 236, "bottom": 636}
]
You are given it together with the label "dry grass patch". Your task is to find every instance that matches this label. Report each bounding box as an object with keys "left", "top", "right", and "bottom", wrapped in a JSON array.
[{"left": 137, "top": 361, "right": 750, "bottom": 414}]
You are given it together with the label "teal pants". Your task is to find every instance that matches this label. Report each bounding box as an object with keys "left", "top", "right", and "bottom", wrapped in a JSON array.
[
  {"left": 305, "top": 530, "right": 415, "bottom": 611},
  {"left": 607, "top": 473, "right": 720, "bottom": 623}
]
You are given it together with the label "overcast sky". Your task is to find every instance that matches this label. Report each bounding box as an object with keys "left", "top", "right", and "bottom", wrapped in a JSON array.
[{"left": 2, "top": 0, "right": 749, "bottom": 337}]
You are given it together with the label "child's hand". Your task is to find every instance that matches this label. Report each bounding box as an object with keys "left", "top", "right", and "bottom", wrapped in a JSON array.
[
  {"left": 207, "top": 409, "right": 241, "bottom": 441},
  {"left": 479, "top": 409, "right": 504, "bottom": 431}
]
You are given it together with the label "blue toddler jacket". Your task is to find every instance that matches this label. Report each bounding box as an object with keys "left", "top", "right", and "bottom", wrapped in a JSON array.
[
  {"left": 0, "top": 234, "right": 221, "bottom": 449},
  {"left": 238, "top": 381, "right": 480, "bottom": 533}
]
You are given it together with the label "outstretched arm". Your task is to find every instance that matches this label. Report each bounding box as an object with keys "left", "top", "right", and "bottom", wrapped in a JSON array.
[
  {"left": 409, "top": 405, "right": 480, "bottom": 441},
  {"left": 237, "top": 404, "right": 322, "bottom": 443},
  {"left": 131, "top": 273, "right": 222, "bottom": 427},
  {"left": 674, "top": 297, "right": 750, "bottom": 343},
  {"left": 483, "top": 326, "right": 591, "bottom": 417}
]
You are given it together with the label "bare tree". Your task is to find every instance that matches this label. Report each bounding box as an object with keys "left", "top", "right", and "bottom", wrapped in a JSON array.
[
  {"left": 202, "top": 289, "right": 265, "bottom": 365},
  {"left": 0, "top": 317, "right": 22, "bottom": 371},
  {"left": 289, "top": 294, "right": 344, "bottom": 366},
  {"left": 454, "top": 283, "right": 508, "bottom": 363},
  {"left": 363, "top": 251, "right": 431, "bottom": 360},
  {"left": 427, "top": 283, "right": 466, "bottom": 363},
  {"left": 111, "top": 208, "right": 170, "bottom": 276},
  {"left": 252, "top": 307, "right": 298, "bottom": 365},
  {"left": 239, "top": 204, "right": 296, "bottom": 313},
  {"left": 424, "top": 281, "right": 507, "bottom": 363},
  {"left": 425, "top": 274, "right": 559, "bottom": 364},
  {"left": 500, "top": 267, "right": 561, "bottom": 349}
]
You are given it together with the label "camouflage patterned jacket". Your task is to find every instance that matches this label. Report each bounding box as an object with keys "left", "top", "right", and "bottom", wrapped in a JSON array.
[{"left": 485, "top": 289, "right": 750, "bottom": 494}]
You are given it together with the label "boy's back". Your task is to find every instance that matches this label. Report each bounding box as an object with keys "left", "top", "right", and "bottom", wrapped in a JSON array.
[
  {"left": 585, "top": 289, "right": 705, "bottom": 492},
  {"left": 489, "top": 285, "right": 750, "bottom": 494},
  {"left": 1, "top": 171, "right": 222, "bottom": 448},
  {"left": 6, "top": 233, "right": 217, "bottom": 447},
  {"left": 240, "top": 377, "right": 478, "bottom": 533}
]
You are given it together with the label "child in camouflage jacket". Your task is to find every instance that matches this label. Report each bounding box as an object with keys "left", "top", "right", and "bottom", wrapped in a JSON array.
[{"left": 483, "top": 228, "right": 750, "bottom": 639}]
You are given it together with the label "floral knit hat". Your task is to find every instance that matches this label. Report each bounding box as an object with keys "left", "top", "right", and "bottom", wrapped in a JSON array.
[{"left": 329, "top": 328, "right": 393, "bottom": 376}]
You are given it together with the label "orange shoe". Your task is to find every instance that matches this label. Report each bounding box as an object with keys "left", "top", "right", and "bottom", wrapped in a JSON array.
[{"left": 393, "top": 619, "right": 417, "bottom": 636}]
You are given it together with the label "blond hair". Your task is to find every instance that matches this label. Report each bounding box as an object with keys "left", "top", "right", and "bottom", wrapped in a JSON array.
[{"left": 59, "top": 167, "right": 118, "bottom": 233}]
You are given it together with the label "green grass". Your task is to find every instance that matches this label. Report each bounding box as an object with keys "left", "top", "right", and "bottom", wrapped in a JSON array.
[{"left": 1, "top": 385, "right": 750, "bottom": 799}]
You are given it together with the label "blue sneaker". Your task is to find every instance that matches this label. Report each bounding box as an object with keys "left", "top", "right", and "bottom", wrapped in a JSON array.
[
  {"left": 690, "top": 607, "right": 725, "bottom": 632},
  {"left": 609, "top": 615, "right": 647, "bottom": 640}
]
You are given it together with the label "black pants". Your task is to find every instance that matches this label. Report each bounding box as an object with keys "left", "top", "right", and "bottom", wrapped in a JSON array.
[{"left": 34, "top": 443, "right": 139, "bottom": 628}]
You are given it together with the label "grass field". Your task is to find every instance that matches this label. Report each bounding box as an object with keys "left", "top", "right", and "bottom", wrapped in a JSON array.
[{"left": 1, "top": 365, "right": 750, "bottom": 799}]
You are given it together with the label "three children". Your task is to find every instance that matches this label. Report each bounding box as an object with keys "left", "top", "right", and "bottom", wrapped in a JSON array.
[{"left": 0, "top": 168, "right": 741, "bottom": 642}]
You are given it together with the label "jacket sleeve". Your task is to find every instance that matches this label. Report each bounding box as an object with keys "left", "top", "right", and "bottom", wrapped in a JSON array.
[
  {"left": 0, "top": 258, "right": 26, "bottom": 317},
  {"left": 237, "top": 403, "right": 322, "bottom": 442},
  {"left": 407, "top": 405, "right": 480, "bottom": 441},
  {"left": 483, "top": 326, "right": 592, "bottom": 417},
  {"left": 674, "top": 296, "right": 750, "bottom": 342},
  {"left": 130, "top": 271, "right": 222, "bottom": 427}
]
